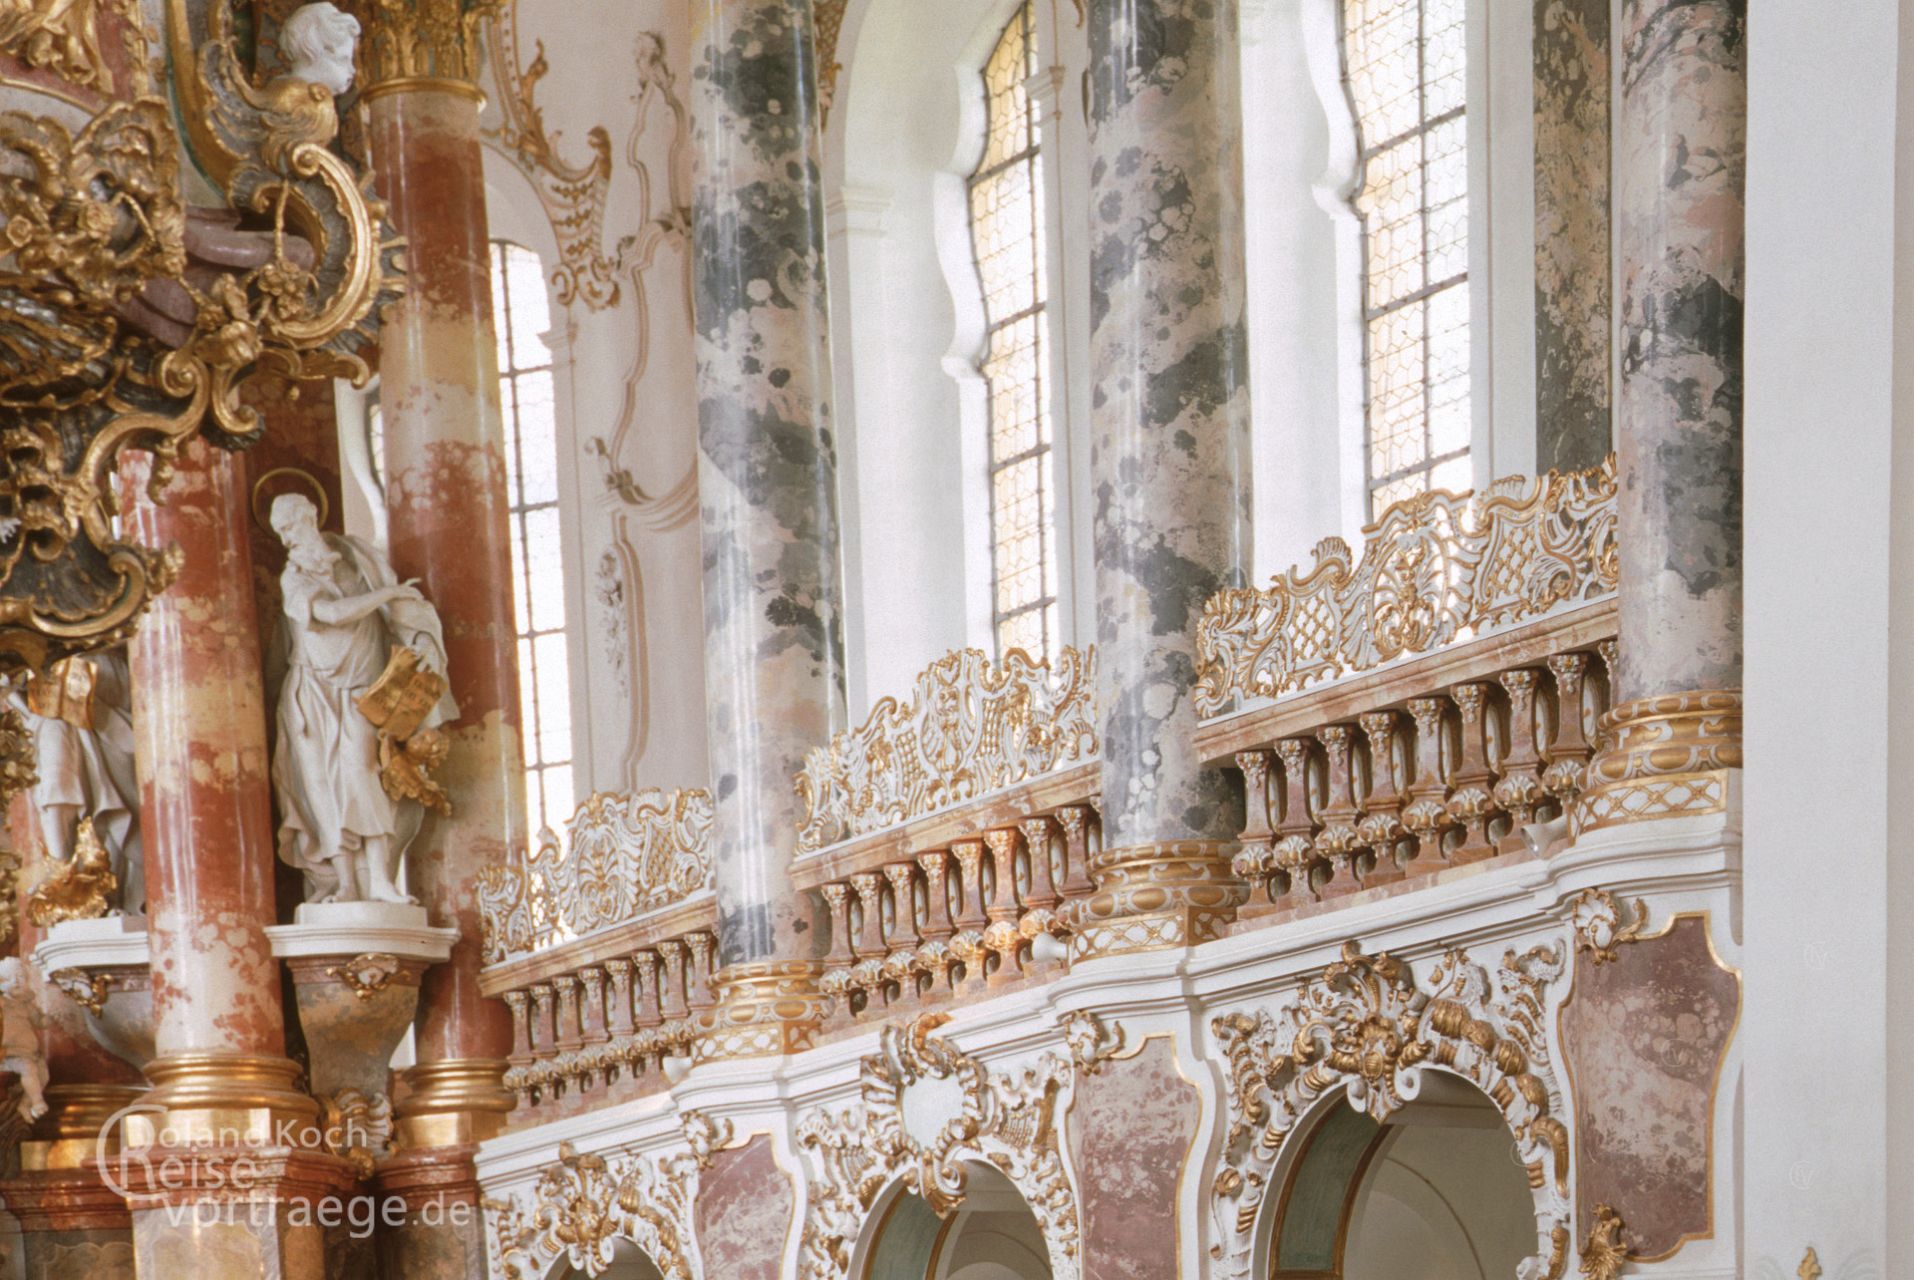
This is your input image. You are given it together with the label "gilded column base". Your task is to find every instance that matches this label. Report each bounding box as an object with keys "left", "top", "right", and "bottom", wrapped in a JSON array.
[
  {"left": 690, "top": 961, "right": 828, "bottom": 1063},
  {"left": 1069, "top": 841, "right": 1249, "bottom": 960},
  {"left": 18, "top": 1082, "right": 145, "bottom": 1172},
  {"left": 391, "top": 1058, "right": 514, "bottom": 1150},
  {"left": 1572, "top": 691, "right": 1742, "bottom": 835},
  {"left": 122, "top": 1053, "right": 320, "bottom": 1149}
]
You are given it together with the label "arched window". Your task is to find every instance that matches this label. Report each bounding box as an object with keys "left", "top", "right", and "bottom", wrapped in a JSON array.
[
  {"left": 1342, "top": 0, "right": 1471, "bottom": 515},
  {"left": 491, "top": 239, "right": 574, "bottom": 835},
  {"left": 968, "top": 0, "right": 1059, "bottom": 663}
]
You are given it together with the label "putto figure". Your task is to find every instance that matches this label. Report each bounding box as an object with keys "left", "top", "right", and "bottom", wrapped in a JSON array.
[
  {"left": 0, "top": 958, "right": 47, "bottom": 1123},
  {"left": 268, "top": 493, "right": 456, "bottom": 904},
  {"left": 278, "top": 1, "right": 360, "bottom": 97}
]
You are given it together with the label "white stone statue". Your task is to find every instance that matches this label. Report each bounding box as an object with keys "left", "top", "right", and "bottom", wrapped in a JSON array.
[
  {"left": 279, "top": 2, "right": 360, "bottom": 97},
  {"left": 268, "top": 494, "right": 456, "bottom": 905},
  {"left": 0, "top": 959, "right": 48, "bottom": 1124},
  {"left": 5, "top": 648, "right": 141, "bottom": 914}
]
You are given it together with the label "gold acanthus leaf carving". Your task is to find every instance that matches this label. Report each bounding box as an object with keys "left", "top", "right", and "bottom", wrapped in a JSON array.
[
  {"left": 26, "top": 816, "right": 115, "bottom": 927},
  {"left": 1209, "top": 941, "right": 1571, "bottom": 1280},
  {"left": 487, "top": 1136, "right": 701, "bottom": 1280},
  {"left": 1579, "top": 1204, "right": 1630, "bottom": 1280},
  {"left": 477, "top": 787, "right": 713, "bottom": 965},
  {"left": 1194, "top": 458, "right": 1618, "bottom": 716},
  {"left": 0, "top": 0, "right": 143, "bottom": 91},
  {"left": 795, "top": 645, "right": 1098, "bottom": 854}
]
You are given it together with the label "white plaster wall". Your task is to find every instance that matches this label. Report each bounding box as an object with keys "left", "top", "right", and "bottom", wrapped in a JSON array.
[
  {"left": 1244, "top": 0, "right": 1536, "bottom": 586},
  {"left": 828, "top": 0, "right": 1095, "bottom": 718},
  {"left": 1744, "top": 0, "right": 1904, "bottom": 1272},
  {"left": 476, "top": 0, "right": 711, "bottom": 799}
]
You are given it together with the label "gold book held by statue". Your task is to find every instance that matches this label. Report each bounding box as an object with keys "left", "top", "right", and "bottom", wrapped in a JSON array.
[{"left": 354, "top": 646, "right": 447, "bottom": 741}]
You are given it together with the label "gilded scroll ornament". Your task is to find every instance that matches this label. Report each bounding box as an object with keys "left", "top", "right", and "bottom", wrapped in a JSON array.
[
  {"left": 321, "top": 1086, "right": 392, "bottom": 1177},
  {"left": 1210, "top": 941, "right": 1571, "bottom": 1280},
  {"left": 796, "top": 646, "right": 1098, "bottom": 854},
  {"left": 477, "top": 787, "right": 713, "bottom": 964},
  {"left": 1194, "top": 460, "right": 1618, "bottom": 715},
  {"left": 1569, "top": 888, "right": 1646, "bottom": 965},
  {"left": 45, "top": 965, "right": 108, "bottom": 1017},
  {"left": 487, "top": 1133, "right": 704, "bottom": 1280},
  {"left": 0, "top": 0, "right": 137, "bottom": 91},
  {"left": 795, "top": 1010, "right": 1114, "bottom": 1280},
  {"left": 1579, "top": 1204, "right": 1629, "bottom": 1280},
  {"left": 324, "top": 952, "right": 402, "bottom": 1000},
  {"left": 0, "top": 1, "right": 399, "bottom": 671}
]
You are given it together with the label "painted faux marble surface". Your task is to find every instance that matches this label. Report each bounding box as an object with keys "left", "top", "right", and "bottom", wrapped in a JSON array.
[
  {"left": 370, "top": 87, "right": 525, "bottom": 1068},
  {"left": 123, "top": 445, "right": 286, "bottom": 1060},
  {"left": 1067, "top": 1038, "right": 1199, "bottom": 1278},
  {"left": 691, "top": 0, "right": 847, "bottom": 966},
  {"left": 1559, "top": 916, "right": 1740, "bottom": 1260},
  {"left": 1535, "top": 0, "right": 1612, "bottom": 472},
  {"left": 1616, "top": 0, "right": 1745, "bottom": 702},
  {"left": 693, "top": 1135, "right": 793, "bottom": 1279},
  {"left": 1088, "top": 0, "right": 1251, "bottom": 848}
]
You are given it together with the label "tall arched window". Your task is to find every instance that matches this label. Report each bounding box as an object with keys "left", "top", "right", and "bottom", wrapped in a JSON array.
[
  {"left": 1342, "top": 0, "right": 1471, "bottom": 515},
  {"left": 491, "top": 239, "right": 574, "bottom": 835},
  {"left": 968, "top": 0, "right": 1059, "bottom": 663}
]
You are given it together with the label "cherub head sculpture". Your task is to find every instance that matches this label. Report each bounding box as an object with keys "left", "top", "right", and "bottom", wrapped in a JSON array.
[{"left": 281, "top": 2, "right": 361, "bottom": 97}]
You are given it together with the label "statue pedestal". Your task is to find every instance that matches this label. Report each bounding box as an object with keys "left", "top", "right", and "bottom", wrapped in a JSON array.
[
  {"left": 265, "top": 903, "right": 458, "bottom": 1176},
  {"left": 32, "top": 916, "right": 153, "bottom": 1072}
]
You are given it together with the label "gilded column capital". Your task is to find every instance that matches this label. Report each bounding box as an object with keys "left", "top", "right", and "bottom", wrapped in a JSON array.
[{"left": 336, "top": 0, "right": 498, "bottom": 99}]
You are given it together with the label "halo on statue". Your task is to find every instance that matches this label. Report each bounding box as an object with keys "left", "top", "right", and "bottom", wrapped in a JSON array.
[{"left": 250, "top": 467, "right": 331, "bottom": 534}]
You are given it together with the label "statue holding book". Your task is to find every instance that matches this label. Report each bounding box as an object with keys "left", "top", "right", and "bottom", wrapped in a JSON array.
[{"left": 268, "top": 493, "right": 456, "bottom": 904}]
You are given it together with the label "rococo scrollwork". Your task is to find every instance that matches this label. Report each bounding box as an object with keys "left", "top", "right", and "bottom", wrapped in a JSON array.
[
  {"left": 795, "top": 1010, "right": 1119, "bottom": 1280},
  {"left": 486, "top": 1110, "right": 728, "bottom": 1280},
  {"left": 477, "top": 786, "right": 714, "bottom": 963},
  {"left": 1194, "top": 459, "right": 1618, "bottom": 715},
  {"left": 0, "top": 0, "right": 399, "bottom": 670},
  {"left": 1209, "top": 940, "right": 1573, "bottom": 1280},
  {"left": 796, "top": 646, "right": 1099, "bottom": 854}
]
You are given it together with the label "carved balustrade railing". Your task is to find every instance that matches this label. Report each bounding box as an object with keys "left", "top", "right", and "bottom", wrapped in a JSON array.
[
  {"left": 476, "top": 788, "right": 715, "bottom": 1114},
  {"left": 791, "top": 646, "right": 1102, "bottom": 1024},
  {"left": 1193, "top": 463, "right": 1619, "bottom": 912}
]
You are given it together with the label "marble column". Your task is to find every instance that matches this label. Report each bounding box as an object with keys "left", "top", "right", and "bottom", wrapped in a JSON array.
[
  {"left": 1581, "top": 0, "right": 1745, "bottom": 826},
  {"left": 686, "top": 0, "right": 846, "bottom": 1059},
  {"left": 1534, "top": 0, "right": 1612, "bottom": 471},
  {"left": 119, "top": 440, "right": 351, "bottom": 1278},
  {"left": 346, "top": 6, "right": 522, "bottom": 1266},
  {"left": 1072, "top": 0, "right": 1251, "bottom": 958}
]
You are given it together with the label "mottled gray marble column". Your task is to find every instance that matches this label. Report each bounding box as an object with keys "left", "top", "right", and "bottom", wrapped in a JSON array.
[
  {"left": 690, "top": 0, "right": 846, "bottom": 973},
  {"left": 1087, "top": 0, "right": 1250, "bottom": 852},
  {"left": 1615, "top": 0, "right": 1744, "bottom": 702},
  {"left": 1535, "top": 0, "right": 1612, "bottom": 472}
]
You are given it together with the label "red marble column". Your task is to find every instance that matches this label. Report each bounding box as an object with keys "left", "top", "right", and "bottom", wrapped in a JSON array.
[
  {"left": 119, "top": 440, "right": 349, "bottom": 1276},
  {"left": 361, "top": 75, "right": 520, "bottom": 1227}
]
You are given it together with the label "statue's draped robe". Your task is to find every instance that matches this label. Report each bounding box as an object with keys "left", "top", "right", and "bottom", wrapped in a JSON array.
[
  {"left": 25, "top": 650, "right": 142, "bottom": 910},
  {"left": 271, "top": 533, "right": 454, "bottom": 898}
]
